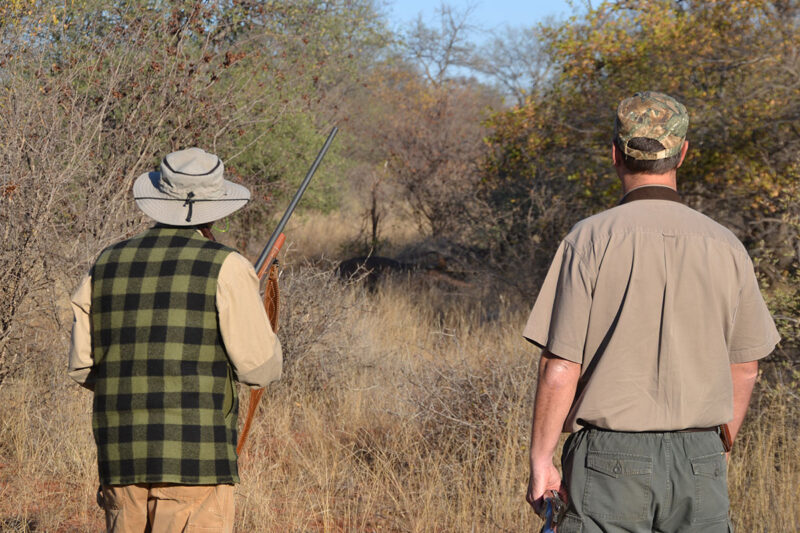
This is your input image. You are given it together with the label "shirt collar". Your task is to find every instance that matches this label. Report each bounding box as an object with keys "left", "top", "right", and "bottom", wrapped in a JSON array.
[{"left": 619, "top": 185, "right": 683, "bottom": 205}]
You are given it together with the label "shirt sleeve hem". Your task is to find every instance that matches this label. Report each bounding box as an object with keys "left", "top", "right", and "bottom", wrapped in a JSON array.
[
  {"left": 545, "top": 339, "right": 583, "bottom": 364},
  {"left": 522, "top": 335, "right": 546, "bottom": 350},
  {"left": 729, "top": 334, "right": 781, "bottom": 363},
  {"left": 522, "top": 335, "right": 583, "bottom": 364}
]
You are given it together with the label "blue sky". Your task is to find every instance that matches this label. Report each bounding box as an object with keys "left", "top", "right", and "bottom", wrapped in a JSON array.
[{"left": 386, "top": 0, "right": 581, "bottom": 41}]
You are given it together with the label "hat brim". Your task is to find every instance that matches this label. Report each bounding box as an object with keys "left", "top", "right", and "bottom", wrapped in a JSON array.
[{"left": 133, "top": 172, "right": 251, "bottom": 226}]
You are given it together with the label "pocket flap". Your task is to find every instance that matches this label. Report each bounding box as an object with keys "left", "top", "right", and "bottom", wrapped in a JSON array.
[
  {"left": 586, "top": 452, "right": 652, "bottom": 478},
  {"left": 691, "top": 454, "right": 724, "bottom": 478}
]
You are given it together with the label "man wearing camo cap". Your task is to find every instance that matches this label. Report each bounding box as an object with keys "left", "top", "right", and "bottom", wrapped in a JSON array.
[{"left": 523, "top": 92, "right": 779, "bottom": 531}]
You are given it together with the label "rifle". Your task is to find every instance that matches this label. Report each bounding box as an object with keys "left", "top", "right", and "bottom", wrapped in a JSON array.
[{"left": 236, "top": 126, "right": 339, "bottom": 455}]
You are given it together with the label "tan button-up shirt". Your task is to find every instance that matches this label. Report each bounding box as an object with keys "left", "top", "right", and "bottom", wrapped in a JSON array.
[
  {"left": 69, "top": 248, "right": 282, "bottom": 389},
  {"left": 524, "top": 186, "right": 780, "bottom": 432}
]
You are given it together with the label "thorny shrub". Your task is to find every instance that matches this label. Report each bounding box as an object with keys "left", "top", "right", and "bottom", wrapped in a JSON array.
[
  {"left": 268, "top": 263, "right": 359, "bottom": 395},
  {"left": 402, "top": 356, "right": 533, "bottom": 464}
]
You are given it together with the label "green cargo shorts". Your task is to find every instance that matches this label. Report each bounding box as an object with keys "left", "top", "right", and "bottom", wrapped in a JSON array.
[{"left": 558, "top": 427, "right": 732, "bottom": 533}]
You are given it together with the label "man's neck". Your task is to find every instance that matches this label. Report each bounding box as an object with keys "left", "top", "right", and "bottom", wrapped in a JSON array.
[{"left": 620, "top": 171, "right": 677, "bottom": 195}]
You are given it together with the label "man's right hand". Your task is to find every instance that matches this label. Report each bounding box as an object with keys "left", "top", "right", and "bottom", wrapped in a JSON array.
[
  {"left": 526, "top": 461, "right": 567, "bottom": 515},
  {"left": 526, "top": 351, "right": 579, "bottom": 516}
]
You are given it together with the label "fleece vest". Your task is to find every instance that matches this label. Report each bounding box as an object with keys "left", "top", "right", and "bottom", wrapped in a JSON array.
[{"left": 90, "top": 225, "right": 238, "bottom": 485}]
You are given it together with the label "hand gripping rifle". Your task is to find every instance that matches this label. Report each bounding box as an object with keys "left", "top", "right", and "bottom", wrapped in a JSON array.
[{"left": 235, "top": 126, "right": 338, "bottom": 456}]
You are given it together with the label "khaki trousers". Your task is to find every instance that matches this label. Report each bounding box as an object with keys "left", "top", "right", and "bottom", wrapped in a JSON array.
[{"left": 100, "top": 484, "right": 234, "bottom": 533}]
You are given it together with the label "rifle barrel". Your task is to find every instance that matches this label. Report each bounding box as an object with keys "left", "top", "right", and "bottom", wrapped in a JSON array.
[{"left": 254, "top": 126, "right": 338, "bottom": 274}]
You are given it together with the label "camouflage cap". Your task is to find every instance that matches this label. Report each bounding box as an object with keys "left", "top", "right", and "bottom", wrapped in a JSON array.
[{"left": 614, "top": 91, "right": 689, "bottom": 161}]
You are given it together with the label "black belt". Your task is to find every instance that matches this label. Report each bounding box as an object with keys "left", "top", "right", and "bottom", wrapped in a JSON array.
[
  {"left": 579, "top": 423, "right": 731, "bottom": 452},
  {"left": 580, "top": 422, "right": 719, "bottom": 433}
]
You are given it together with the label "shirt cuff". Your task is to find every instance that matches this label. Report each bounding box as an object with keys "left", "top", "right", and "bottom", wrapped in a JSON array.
[
  {"left": 236, "top": 339, "right": 283, "bottom": 388},
  {"left": 67, "top": 367, "right": 94, "bottom": 390}
]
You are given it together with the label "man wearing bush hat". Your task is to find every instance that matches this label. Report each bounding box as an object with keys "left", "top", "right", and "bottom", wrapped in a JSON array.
[
  {"left": 69, "top": 147, "right": 282, "bottom": 532},
  {"left": 524, "top": 92, "right": 779, "bottom": 531}
]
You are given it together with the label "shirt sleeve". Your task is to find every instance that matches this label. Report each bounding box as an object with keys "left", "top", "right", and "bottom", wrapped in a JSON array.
[
  {"left": 728, "top": 262, "right": 780, "bottom": 363},
  {"left": 522, "top": 240, "right": 593, "bottom": 364},
  {"left": 68, "top": 273, "right": 94, "bottom": 389},
  {"left": 217, "top": 252, "right": 283, "bottom": 387}
]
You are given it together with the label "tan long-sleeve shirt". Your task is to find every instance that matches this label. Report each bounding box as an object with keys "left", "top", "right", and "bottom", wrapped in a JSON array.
[{"left": 69, "top": 250, "right": 282, "bottom": 389}]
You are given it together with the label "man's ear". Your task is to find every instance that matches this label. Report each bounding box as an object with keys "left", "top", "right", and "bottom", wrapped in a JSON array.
[
  {"left": 676, "top": 140, "right": 689, "bottom": 168},
  {"left": 612, "top": 141, "right": 624, "bottom": 168}
]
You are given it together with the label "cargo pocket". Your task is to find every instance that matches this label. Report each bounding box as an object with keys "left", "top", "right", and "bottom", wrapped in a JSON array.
[
  {"left": 690, "top": 452, "right": 729, "bottom": 524},
  {"left": 557, "top": 513, "right": 583, "bottom": 532},
  {"left": 583, "top": 452, "right": 652, "bottom": 521}
]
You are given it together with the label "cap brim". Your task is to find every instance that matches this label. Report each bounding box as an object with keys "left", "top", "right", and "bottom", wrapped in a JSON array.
[{"left": 133, "top": 172, "right": 250, "bottom": 226}]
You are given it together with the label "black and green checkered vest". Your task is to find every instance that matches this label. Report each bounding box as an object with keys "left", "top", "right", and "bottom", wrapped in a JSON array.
[{"left": 90, "top": 225, "right": 239, "bottom": 485}]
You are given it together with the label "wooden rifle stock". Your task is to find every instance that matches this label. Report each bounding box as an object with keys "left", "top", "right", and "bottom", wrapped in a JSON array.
[
  {"left": 257, "top": 233, "right": 286, "bottom": 279},
  {"left": 237, "top": 127, "right": 338, "bottom": 456}
]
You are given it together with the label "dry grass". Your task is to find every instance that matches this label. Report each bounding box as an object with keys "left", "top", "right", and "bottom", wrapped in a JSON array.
[
  {"left": 277, "top": 198, "right": 423, "bottom": 263},
  {"left": 0, "top": 215, "right": 797, "bottom": 532}
]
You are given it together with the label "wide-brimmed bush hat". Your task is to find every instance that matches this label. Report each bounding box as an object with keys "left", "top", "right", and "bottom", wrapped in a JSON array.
[{"left": 133, "top": 147, "right": 250, "bottom": 226}]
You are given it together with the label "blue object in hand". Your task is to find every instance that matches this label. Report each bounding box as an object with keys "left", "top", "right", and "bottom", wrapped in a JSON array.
[{"left": 540, "top": 490, "right": 566, "bottom": 533}]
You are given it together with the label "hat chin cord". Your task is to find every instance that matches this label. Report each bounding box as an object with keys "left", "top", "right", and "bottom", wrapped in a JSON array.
[
  {"left": 182, "top": 192, "right": 196, "bottom": 223},
  {"left": 213, "top": 218, "right": 230, "bottom": 233}
]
